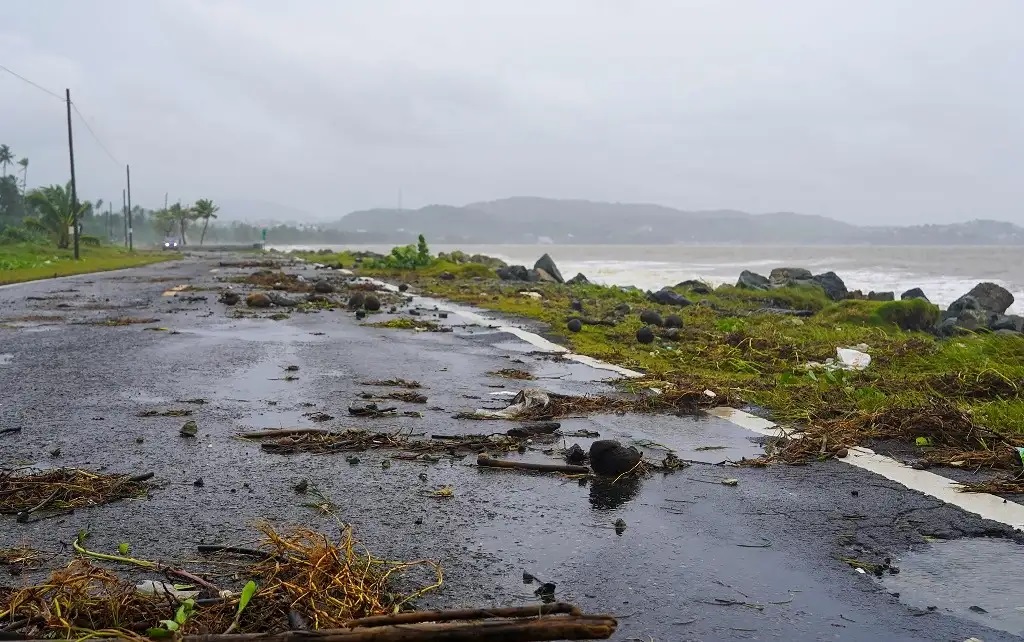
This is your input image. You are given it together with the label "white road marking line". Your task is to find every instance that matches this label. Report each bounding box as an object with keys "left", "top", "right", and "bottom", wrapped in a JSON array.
[{"left": 368, "top": 279, "right": 1024, "bottom": 529}]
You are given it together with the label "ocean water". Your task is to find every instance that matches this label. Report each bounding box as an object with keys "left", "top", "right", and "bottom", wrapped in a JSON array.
[{"left": 274, "top": 244, "right": 1023, "bottom": 313}]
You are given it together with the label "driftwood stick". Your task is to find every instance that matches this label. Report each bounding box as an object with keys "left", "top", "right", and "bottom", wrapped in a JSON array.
[
  {"left": 477, "top": 455, "right": 590, "bottom": 475},
  {"left": 506, "top": 422, "right": 561, "bottom": 438},
  {"left": 166, "top": 567, "right": 223, "bottom": 597},
  {"left": 0, "top": 427, "right": 22, "bottom": 437},
  {"left": 347, "top": 603, "right": 581, "bottom": 628},
  {"left": 181, "top": 615, "right": 617, "bottom": 642},
  {"left": 196, "top": 545, "right": 272, "bottom": 559},
  {"left": 241, "top": 429, "right": 333, "bottom": 439}
]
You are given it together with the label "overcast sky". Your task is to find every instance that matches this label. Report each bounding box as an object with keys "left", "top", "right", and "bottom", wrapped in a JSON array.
[{"left": 2, "top": 0, "right": 1023, "bottom": 224}]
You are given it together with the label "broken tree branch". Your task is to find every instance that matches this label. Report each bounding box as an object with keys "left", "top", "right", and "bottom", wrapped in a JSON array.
[
  {"left": 477, "top": 455, "right": 590, "bottom": 475},
  {"left": 346, "top": 603, "right": 581, "bottom": 628}
]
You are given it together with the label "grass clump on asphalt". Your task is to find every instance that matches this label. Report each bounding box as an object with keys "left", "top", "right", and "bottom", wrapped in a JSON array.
[
  {"left": 0, "top": 243, "right": 178, "bottom": 285},
  {"left": 0, "top": 469, "right": 154, "bottom": 517},
  {"left": 0, "top": 524, "right": 443, "bottom": 638},
  {"left": 367, "top": 318, "right": 446, "bottom": 332}
]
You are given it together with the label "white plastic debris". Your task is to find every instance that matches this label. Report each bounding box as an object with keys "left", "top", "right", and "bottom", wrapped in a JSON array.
[
  {"left": 136, "top": 581, "right": 200, "bottom": 600},
  {"left": 836, "top": 347, "right": 871, "bottom": 370},
  {"left": 518, "top": 291, "right": 543, "bottom": 300},
  {"left": 473, "top": 388, "right": 550, "bottom": 419}
]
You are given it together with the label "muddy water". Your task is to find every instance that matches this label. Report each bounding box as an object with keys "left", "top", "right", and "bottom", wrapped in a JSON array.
[{"left": 882, "top": 538, "right": 1024, "bottom": 635}]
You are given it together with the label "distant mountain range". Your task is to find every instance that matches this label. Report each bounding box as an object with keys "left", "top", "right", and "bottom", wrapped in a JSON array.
[{"left": 328, "top": 197, "right": 1024, "bottom": 245}]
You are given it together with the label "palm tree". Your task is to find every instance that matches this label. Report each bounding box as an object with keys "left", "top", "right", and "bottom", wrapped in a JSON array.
[
  {"left": 0, "top": 145, "right": 13, "bottom": 178},
  {"left": 25, "top": 183, "right": 86, "bottom": 249},
  {"left": 193, "top": 198, "right": 220, "bottom": 246},
  {"left": 17, "top": 158, "right": 28, "bottom": 194}
]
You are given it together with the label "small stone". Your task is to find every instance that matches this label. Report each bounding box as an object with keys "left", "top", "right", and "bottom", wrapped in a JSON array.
[
  {"left": 135, "top": 436, "right": 144, "bottom": 444},
  {"left": 664, "top": 314, "right": 683, "bottom": 329},
  {"left": 565, "top": 443, "right": 587, "bottom": 464},
  {"left": 419, "top": 473, "right": 428, "bottom": 482},
  {"left": 969, "top": 605, "right": 988, "bottom": 614},
  {"left": 381, "top": 459, "right": 391, "bottom": 469},
  {"left": 663, "top": 328, "right": 680, "bottom": 340},
  {"left": 614, "top": 303, "right": 631, "bottom": 315},
  {"left": 836, "top": 448, "right": 849, "bottom": 458},
  {"left": 639, "top": 310, "right": 664, "bottom": 326},
  {"left": 570, "top": 299, "right": 583, "bottom": 312},
  {"left": 218, "top": 291, "right": 240, "bottom": 306},
  {"left": 911, "top": 460, "right": 930, "bottom": 470},
  {"left": 567, "top": 318, "right": 582, "bottom": 333},
  {"left": 180, "top": 420, "right": 198, "bottom": 437},
  {"left": 285, "top": 365, "right": 299, "bottom": 372},
  {"left": 414, "top": 517, "right": 423, "bottom": 525},
  {"left": 49, "top": 448, "right": 61, "bottom": 458},
  {"left": 364, "top": 294, "right": 381, "bottom": 311},
  {"left": 294, "top": 479, "right": 309, "bottom": 494},
  {"left": 398, "top": 283, "right": 409, "bottom": 292},
  {"left": 355, "top": 310, "right": 367, "bottom": 320},
  {"left": 193, "top": 478, "right": 204, "bottom": 488},
  {"left": 614, "top": 518, "right": 627, "bottom": 535},
  {"left": 851, "top": 490, "right": 859, "bottom": 497},
  {"left": 636, "top": 327, "right": 655, "bottom": 344},
  {"left": 346, "top": 455, "right": 360, "bottom": 465},
  {"left": 347, "top": 292, "right": 366, "bottom": 310},
  {"left": 246, "top": 292, "right": 272, "bottom": 308},
  {"left": 439, "top": 271, "right": 455, "bottom": 281}
]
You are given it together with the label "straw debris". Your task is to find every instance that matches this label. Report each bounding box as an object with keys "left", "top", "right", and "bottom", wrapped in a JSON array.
[{"left": 0, "top": 469, "right": 154, "bottom": 516}]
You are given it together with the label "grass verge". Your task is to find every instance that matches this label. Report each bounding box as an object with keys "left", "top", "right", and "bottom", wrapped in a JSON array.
[{"left": 0, "top": 243, "right": 179, "bottom": 285}]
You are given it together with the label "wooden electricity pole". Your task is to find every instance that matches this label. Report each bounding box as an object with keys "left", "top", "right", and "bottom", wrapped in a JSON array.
[{"left": 65, "top": 88, "right": 80, "bottom": 259}]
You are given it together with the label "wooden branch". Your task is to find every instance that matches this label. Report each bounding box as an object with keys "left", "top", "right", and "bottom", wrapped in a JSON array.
[
  {"left": 241, "top": 429, "right": 333, "bottom": 439},
  {"left": 181, "top": 615, "right": 617, "bottom": 642},
  {"left": 506, "top": 423, "right": 560, "bottom": 438},
  {"left": 477, "top": 455, "right": 590, "bottom": 475},
  {"left": 166, "top": 567, "right": 222, "bottom": 598},
  {"left": 347, "top": 603, "right": 581, "bottom": 628}
]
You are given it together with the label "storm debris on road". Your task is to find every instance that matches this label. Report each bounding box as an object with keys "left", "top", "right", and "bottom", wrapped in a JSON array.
[
  {"left": 458, "top": 386, "right": 725, "bottom": 421},
  {"left": 489, "top": 368, "right": 536, "bottom": 380},
  {"left": 0, "top": 523, "right": 448, "bottom": 638},
  {"left": 137, "top": 408, "right": 193, "bottom": 417},
  {"left": 0, "top": 468, "right": 154, "bottom": 517},
  {"left": 360, "top": 378, "right": 423, "bottom": 389},
  {"left": 242, "top": 428, "right": 531, "bottom": 457}
]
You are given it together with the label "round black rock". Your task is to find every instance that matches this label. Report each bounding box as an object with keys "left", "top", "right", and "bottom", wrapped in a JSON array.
[
  {"left": 636, "top": 326, "right": 655, "bottom": 344},
  {"left": 313, "top": 280, "right": 334, "bottom": 294},
  {"left": 398, "top": 283, "right": 409, "bottom": 292},
  {"left": 567, "top": 318, "right": 583, "bottom": 333},
  {"left": 355, "top": 310, "right": 367, "bottom": 320},
  {"left": 570, "top": 299, "right": 583, "bottom": 312},
  {"left": 639, "top": 309, "right": 663, "bottom": 326},
  {"left": 589, "top": 440, "right": 642, "bottom": 476},
  {"left": 347, "top": 292, "right": 366, "bottom": 310},
  {"left": 364, "top": 294, "right": 381, "bottom": 311},
  {"left": 664, "top": 314, "right": 683, "bottom": 328}
]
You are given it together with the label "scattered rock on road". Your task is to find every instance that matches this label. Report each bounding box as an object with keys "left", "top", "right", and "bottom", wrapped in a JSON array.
[
  {"left": 313, "top": 280, "right": 334, "bottom": 294},
  {"left": 218, "top": 291, "right": 240, "bottom": 306},
  {"left": 348, "top": 292, "right": 366, "bottom": 310},
  {"left": 589, "top": 440, "right": 643, "bottom": 476},
  {"left": 364, "top": 294, "right": 381, "bottom": 311},
  {"left": 246, "top": 292, "right": 272, "bottom": 308}
]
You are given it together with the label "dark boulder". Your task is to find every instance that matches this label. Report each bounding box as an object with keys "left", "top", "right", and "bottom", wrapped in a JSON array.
[
  {"left": 398, "top": 283, "right": 410, "bottom": 292},
  {"left": 497, "top": 265, "right": 530, "bottom": 282},
  {"left": 900, "top": 288, "right": 929, "bottom": 302},
  {"left": 636, "top": 327, "right": 655, "bottom": 344},
  {"left": 875, "top": 299, "right": 940, "bottom": 332},
  {"left": 614, "top": 303, "right": 631, "bottom": 315},
  {"left": 589, "top": 440, "right": 643, "bottom": 477},
  {"left": 219, "top": 291, "right": 240, "bottom": 306},
  {"left": 991, "top": 314, "right": 1024, "bottom": 333},
  {"left": 664, "top": 314, "right": 683, "bottom": 329},
  {"left": 347, "top": 292, "right": 366, "bottom": 310},
  {"left": 639, "top": 310, "right": 664, "bottom": 326},
  {"left": 468, "top": 254, "right": 507, "bottom": 269},
  {"left": 952, "top": 282, "right": 1014, "bottom": 316},
  {"left": 566, "top": 318, "right": 582, "bottom": 333},
  {"left": 663, "top": 327, "right": 681, "bottom": 341},
  {"left": 868, "top": 291, "right": 895, "bottom": 302},
  {"left": 266, "top": 292, "right": 299, "bottom": 307},
  {"left": 438, "top": 271, "right": 455, "bottom": 281},
  {"left": 736, "top": 270, "right": 769, "bottom": 290},
  {"left": 565, "top": 443, "right": 587, "bottom": 465},
  {"left": 649, "top": 287, "right": 692, "bottom": 307},
  {"left": 355, "top": 309, "right": 367, "bottom": 320},
  {"left": 943, "top": 295, "right": 983, "bottom": 320},
  {"left": 769, "top": 267, "right": 813, "bottom": 288},
  {"left": 566, "top": 273, "right": 590, "bottom": 286},
  {"left": 364, "top": 294, "right": 381, "bottom": 311},
  {"left": 305, "top": 293, "right": 331, "bottom": 304},
  {"left": 532, "top": 268, "right": 559, "bottom": 283},
  {"left": 570, "top": 299, "right": 583, "bottom": 312},
  {"left": 313, "top": 280, "right": 334, "bottom": 294},
  {"left": 676, "top": 280, "right": 712, "bottom": 295},
  {"left": 533, "top": 254, "right": 565, "bottom": 284},
  {"left": 812, "top": 272, "right": 848, "bottom": 301}
]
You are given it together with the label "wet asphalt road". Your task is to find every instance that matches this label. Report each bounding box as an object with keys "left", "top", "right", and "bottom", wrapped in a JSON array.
[{"left": 1, "top": 254, "right": 1023, "bottom": 641}]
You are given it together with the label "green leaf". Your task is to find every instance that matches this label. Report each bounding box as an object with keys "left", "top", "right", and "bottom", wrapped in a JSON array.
[
  {"left": 174, "top": 599, "right": 195, "bottom": 625},
  {"left": 161, "top": 620, "right": 179, "bottom": 632},
  {"left": 118, "top": 542, "right": 130, "bottom": 556},
  {"left": 806, "top": 370, "right": 818, "bottom": 382},
  {"left": 237, "top": 580, "right": 257, "bottom": 616},
  {"left": 1016, "top": 447, "right": 1024, "bottom": 466},
  {"left": 147, "top": 627, "right": 172, "bottom": 638},
  {"left": 915, "top": 436, "right": 933, "bottom": 447}
]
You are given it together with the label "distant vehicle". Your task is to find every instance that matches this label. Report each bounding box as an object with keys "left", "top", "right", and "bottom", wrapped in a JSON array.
[{"left": 162, "top": 236, "right": 180, "bottom": 250}]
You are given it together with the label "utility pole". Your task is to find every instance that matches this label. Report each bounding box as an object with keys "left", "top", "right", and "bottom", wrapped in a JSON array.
[
  {"left": 107, "top": 202, "right": 112, "bottom": 241},
  {"left": 65, "top": 89, "right": 80, "bottom": 259},
  {"left": 122, "top": 189, "right": 127, "bottom": 247},
  {"left": 126, "top": 164, "right": 133, "bottom": 251}
]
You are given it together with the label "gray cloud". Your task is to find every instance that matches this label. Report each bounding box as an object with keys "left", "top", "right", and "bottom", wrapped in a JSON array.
[{"left": 2, "top": 0, "right": 1023, "bottom": 224}]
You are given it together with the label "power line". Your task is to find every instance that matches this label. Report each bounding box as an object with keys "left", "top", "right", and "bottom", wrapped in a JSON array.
[
  {"left": 0, "top": 63, "right": 64, "bottom": 101},
  {"left": 70, "top": 102, "right": 120, "bottom": 166}
]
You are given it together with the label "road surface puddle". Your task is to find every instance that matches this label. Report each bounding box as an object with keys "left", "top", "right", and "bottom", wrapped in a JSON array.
[{"left": 881, "top": 537, "right": 1024, "bottom": 635}]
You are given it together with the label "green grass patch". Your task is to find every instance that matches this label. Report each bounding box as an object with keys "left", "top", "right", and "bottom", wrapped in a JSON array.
[{"left": 0, "top": 243, "right": 179, "bottom": 285}]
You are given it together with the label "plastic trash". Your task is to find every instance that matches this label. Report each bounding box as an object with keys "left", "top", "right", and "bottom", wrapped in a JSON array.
[
  {"left": 473, "top": 388, "right": 549, "bottom": 419},
  {"left": 136, "top": 581, "right": 200, "bottom": 600},
  {"left": 836, "top": 347, "right": 871, "bottom": 370}
]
